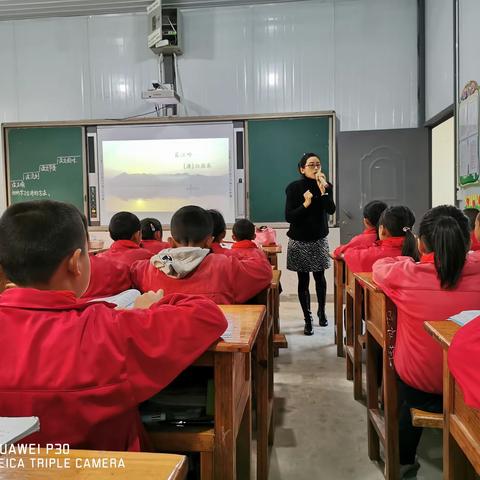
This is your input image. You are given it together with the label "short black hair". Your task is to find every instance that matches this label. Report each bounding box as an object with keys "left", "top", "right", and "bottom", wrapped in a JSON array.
[
  {"left": 207, "top": 209, "right": 226, "bottom": 242},
  {"left": 363, "top": 200, "right": 388, "bottom": 228},
  {"left": 463, "top": 208, "right": 479, "bottom": 232},
  {"left": 171, "top": 206, "right": 213, "bottom": 245},
  {"left": 141, "top": 217, "right": 163, "bottom": 240},
  {"left": 0, "top": 200, "right": 87, "bottom": 285},
  {"left": 109, "top": 211, "right": 141, "bottom": 241},
  {"left": 233, "top": 219, "right": 255, "bottom": 241}
]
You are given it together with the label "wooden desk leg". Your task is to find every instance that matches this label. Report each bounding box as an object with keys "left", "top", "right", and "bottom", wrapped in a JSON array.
[
  {"left": 256, "top": 314, "right": 270, "bottom": 480},
  {"left": 353, "top": 281, "right": 363, "bottom": 401},
  {"left": 443, "top": 352, "right": 476, "bottom": 480},
  {"left": 366, "top": 331, "right": 380, "bottom": 462},
  {"left": 335, "top": 271, "right": 344, "bottom": 358},
  {"left": 345, "top": 292, "right": 353, "bottom": 381},
  {"left": 237, "top": 393, "right": 252, "bottom": 480},
  {"left": 214, "top": 353, "right": 236, "bottom": 480},
  {"left": 383, "top": 337, "right": 399, "bottom": 480},
  {"left": 268, "top": 324, "right": 275, "bottom": 447}
]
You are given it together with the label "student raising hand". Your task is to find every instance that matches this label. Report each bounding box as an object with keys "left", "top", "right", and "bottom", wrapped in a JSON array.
[{"left": 133, "top": 289, "right": 164, "bottom": 309}]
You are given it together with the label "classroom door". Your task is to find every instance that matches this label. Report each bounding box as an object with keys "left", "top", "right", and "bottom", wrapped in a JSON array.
[{"left": 337, "top": 128, "right": 430, "bottom": 243}]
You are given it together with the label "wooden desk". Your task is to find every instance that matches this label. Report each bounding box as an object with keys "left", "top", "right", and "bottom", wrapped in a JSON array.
[
  {"left": 148, "top": 305, "right": 265, "bottom": 480},
  {"left": 425, "top": 321, "right": 480, "bottom": 479},
  {"left": 329, "top": 254, "right": 345, "bottom": 358},
  {"left": 1, "top": 449, "right": 187, "bottom": 479},
  {"left": 356, "top": 273, "right": 400, "bottom": 480},
  {"left": 262, "top": 245, "right": 282, "bottom": 269}
]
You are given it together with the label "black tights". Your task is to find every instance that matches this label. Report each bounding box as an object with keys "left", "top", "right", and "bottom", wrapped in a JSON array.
[{"left": 297, "top": 271, "right": 327, "bottom": 320}]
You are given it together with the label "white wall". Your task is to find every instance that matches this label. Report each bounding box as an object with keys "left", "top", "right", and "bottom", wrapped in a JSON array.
[
  {"left": 431, "top": 117, "right": 455, "bottom": 206},
  {"left": 0, "top": 0, "right": 419, "bottom": 127},
  {"left": 425, "top": 0, "right": 453, "bottom": 120}
]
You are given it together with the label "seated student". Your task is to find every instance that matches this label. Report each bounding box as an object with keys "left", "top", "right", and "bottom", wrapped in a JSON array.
[
  {"left": 208, "top": 209, "right": 231, "bottom": 254},
  {"left": 97, "top": 211, "right": 152, "bottom": 266},
  {"left": 449, "top": 314, "right": 480, "bottom": 410},
  {"left": 77, "top": 213, "right": 133, "bottom": 300},
  {"left": 0, "top": 200, "right": 226, "bottom": 452},
  {"left": 372, "top": 205, "right": 480, "bottom": 476},
  {"left": 343, "top": 206, "right": 417, "bottom": 273},
  {"left": 463, "top": 207, "right": 480, "bottom": 251},
  {"left": 333, "top": 200, "right": 387, "bottom": 257},
  {"left": 131, "top": 206, "right": 273, "bottom": 304},
  {"left": 140, "top": 218, "right": 170, "bottom": 255},
  {"left": 230, "top": 219, "right": 266, "bottom": 261}
]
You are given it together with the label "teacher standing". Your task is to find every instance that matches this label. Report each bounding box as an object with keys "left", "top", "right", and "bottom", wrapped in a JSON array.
[{"left": 285, "top": 152, "right": 336, "bottom": 336}]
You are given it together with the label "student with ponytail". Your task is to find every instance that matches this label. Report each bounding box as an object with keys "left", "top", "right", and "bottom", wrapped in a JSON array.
[
  {"left": 140, "top": 218, "right": 170, "bottom": 255},
  {"left": 333, "top": 200, "right": 387, "bottom": 257},
  {"left": 343, "top": 205, "right": 417, "bottom": 273},
  {"left": 372, "top": 205, "right": 480, "bottom": 476}
]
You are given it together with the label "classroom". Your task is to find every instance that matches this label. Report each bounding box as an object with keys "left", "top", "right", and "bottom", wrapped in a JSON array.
[{"left": 0, "top": 0, "right": 479, "bottom": 479}]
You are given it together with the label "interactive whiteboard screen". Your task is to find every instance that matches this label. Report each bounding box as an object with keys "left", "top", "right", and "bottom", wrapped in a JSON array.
[{"left": 97, "top": 123, "right": 235, "bottom": 225}]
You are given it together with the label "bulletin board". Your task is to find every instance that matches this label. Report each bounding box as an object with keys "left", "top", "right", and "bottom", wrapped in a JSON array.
[{"left": 458, "top": 81, "right": 480, "bottom": 186}]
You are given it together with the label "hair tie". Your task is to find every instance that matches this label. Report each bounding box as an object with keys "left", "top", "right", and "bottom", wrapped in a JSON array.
[
  {"left": 150, "top": 222, "right": 156, "bottom": 232},
  {"left": 402, "top": 226, "right": 411, "bottom": 233}
]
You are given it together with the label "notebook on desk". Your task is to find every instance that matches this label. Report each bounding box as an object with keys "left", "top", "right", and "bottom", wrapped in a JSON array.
[
  {"left": 89, "top": 289, "right": 141, "bottom": 309},
  {"left": 0, "top": 417, "right": 40, "bottom": 446},
  {"left": 449, "top": 310, "right": 480, "bottom": 326}
]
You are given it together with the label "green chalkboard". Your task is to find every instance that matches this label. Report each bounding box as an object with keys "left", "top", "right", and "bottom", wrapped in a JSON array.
[
  {"left": 7, "top": 127, "right": 85, "bottom": 212},
  {"left": 247, "top": 116, "right": 331, "bottom": 223}
]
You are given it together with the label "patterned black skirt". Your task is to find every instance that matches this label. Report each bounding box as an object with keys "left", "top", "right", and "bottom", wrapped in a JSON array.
[{"left": 287, "top": 237, "right": 330, "bottom": 272}]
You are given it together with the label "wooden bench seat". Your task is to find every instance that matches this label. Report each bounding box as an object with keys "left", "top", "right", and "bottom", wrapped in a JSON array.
[
  {"left": 410, "top": 408, "right": 443, "bottom": 429},
  {"left": 273, "top": 333, "right": 288, "bottom": 349}
]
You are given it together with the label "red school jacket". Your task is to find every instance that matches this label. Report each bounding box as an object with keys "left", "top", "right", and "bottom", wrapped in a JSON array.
[
  {"left": 471, "top": 231, "right": 480, "bottom": 251},
  {"left": 131, "top": 252, "right": 273, "bottom": 304},
  {"left": 448, "top": 315, "right": 480, "bottom": 409},
  {"left": 373, "top": 253, "right": 480, "bottom": 394},
  {"left": 81, "top": 254, "right": 132, "bottom": 300},
  {"left": 210, "top": 242, "right": 233, "bottom": 255},
  {"left": 97, "top": 240, "right": 152, "bottom": 267},
  {"left": 0, "top": 288, "right": 227, "bottom": 451},
  {"left": 343, "top": 236, "right": 405, "bottom": 273},
  {"left": 333, "top": 227, "right": 377, "bottom": 258},
  {"left": 141, "top": 240, "right": 171, "bottom": 255},
  {"left": 230, "top": 240, "right": 268, "bottom": 261}
]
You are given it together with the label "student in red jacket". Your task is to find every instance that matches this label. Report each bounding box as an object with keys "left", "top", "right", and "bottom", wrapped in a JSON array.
[
  {"left": 97, "top": 212, "right": 152, "bottom": 266},
  {"left": 0, "top": 200, "right": 227, "bottom": 451},
  {"left": 131, "top": 206, "right": 273, "bottom": 304},
  {"left": 343, "top": 205, "right": 418, "bottom": 273},
  {"left": 372, "top": 205, "right": 480, "bottom": 475},
  {"left": 230, "top": 218, "right": 266, "bottom": 262},
  {"left": 464, "top": 207, "right": 480, "bottom": 251},
  {"left": 208, "top": 209, "right": 232, "bottom": 255},
  {"left": 448, "top": 314, "right": 480, "bottom": 410},
  {"left": 140, "top": 217, "right": 170, "bottom": 255},
  {"left": 333, "top": 200, "right": 387, "bottom": 257}
]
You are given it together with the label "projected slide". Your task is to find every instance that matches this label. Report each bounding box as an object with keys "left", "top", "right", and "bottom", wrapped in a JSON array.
[{"left": 100, "top": 137, "right": 233, "bottom": 224}]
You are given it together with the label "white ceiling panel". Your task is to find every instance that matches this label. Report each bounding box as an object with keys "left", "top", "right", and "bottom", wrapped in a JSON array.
[{"left": 0, "top": 0, "right": 304, "bottom": 21}]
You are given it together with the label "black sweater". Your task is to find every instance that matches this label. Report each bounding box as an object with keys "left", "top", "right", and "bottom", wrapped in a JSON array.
[{"left": 285, "top": 177, "right": 336, "bottom": 241}]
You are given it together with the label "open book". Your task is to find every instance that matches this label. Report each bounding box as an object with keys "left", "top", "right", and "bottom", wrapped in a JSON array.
[
  {"left": 449, "top": 310, "right": 480, "bottom": 327},
  {"left": 0, "top": 417, "right": 40, "bottom": 446},
  {"left": 89, "top": 289, "right": 141, "bottom": 309}
]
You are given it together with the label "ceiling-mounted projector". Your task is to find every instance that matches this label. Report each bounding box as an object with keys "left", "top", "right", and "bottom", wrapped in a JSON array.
[{"left": 142, "top": 85, "right": 180, "bottom": 104}]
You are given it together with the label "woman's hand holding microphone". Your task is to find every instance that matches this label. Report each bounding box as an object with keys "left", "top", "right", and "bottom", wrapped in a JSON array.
[{"left": 316, "top": 172, "right": 328, "bottom": 195}]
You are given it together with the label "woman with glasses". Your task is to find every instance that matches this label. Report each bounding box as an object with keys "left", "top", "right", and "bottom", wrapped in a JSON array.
[{"left": 285, "top": 152, "right": 336, "bottom": 335}]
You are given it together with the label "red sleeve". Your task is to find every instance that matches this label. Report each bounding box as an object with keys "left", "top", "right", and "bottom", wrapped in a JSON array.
[
  {"left": 116, "top": 293, "right": 228, "bottom": 403},
  {"left": 82, "top": 255, "right": 132, "bottom": 299},
  {"left": 227, "top": 252, "right": 273, "bottom": 304},
  {"left": 130, "top": 260, "right": 151, "bottom": 292},
  {"left": 333, "top": 233, "right": 376, "bottom": 257},
  {"left": 372, "top": 257, "right": 404, "bottom": 291},
  {"left": 449, "top": 316, "right": 480, "bottom": 410},
  {"left": 343, "top": 245, "right": 376, "bottom": 273}
]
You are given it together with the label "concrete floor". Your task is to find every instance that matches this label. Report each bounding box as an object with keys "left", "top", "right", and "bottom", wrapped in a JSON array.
[{"left": 267, "top": 301, "right": 443, "bottom": 480}]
